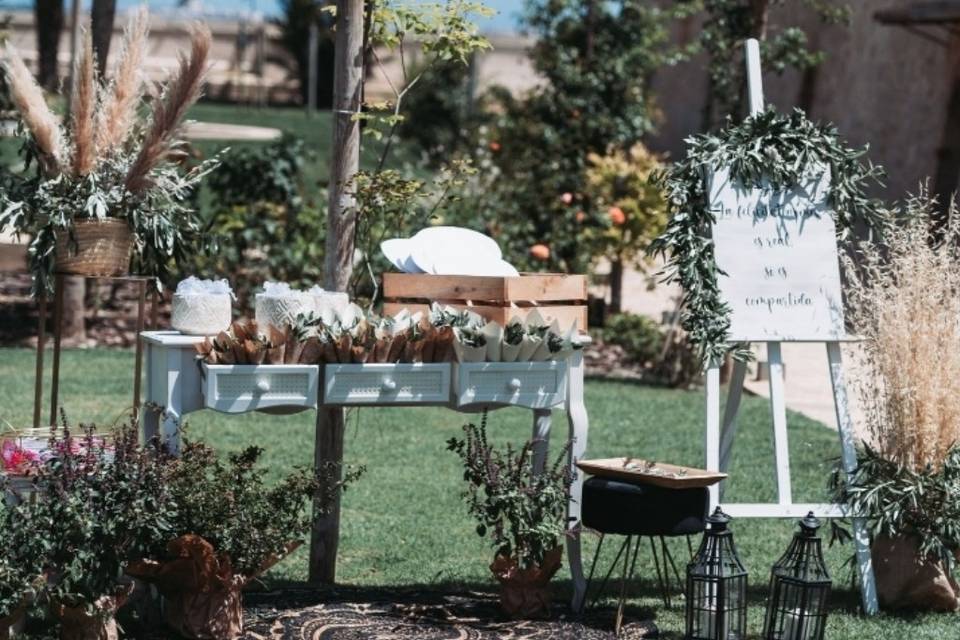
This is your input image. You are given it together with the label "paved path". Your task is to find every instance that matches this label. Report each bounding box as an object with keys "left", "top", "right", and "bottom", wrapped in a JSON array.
[{"left": 183, "top": 121, "right": 282, "bottom": 141}]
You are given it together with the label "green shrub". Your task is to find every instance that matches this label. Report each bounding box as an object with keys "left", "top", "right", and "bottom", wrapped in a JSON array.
[
  {"left": 447, "top": 414, "right": 572, "bottom": 570},
  {"left": 450, "top": 1, "right": 687, "bottom": 274},
  {"left": 184, "top": 134, "right": 325, "bottom": 307},
  {"left": 397, "top": 60, "right": 483, "bottom": 165},
  {"left": 602, "top": 313, "right": 664, "bottom": 366},
  {"left": 159, "top": 439, "right": 362, "bottom": 577}
]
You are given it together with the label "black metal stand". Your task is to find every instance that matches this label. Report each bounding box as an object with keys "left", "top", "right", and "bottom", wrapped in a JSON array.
[{"left": 584, "top": 534, "right": 691, "bottom": 635}]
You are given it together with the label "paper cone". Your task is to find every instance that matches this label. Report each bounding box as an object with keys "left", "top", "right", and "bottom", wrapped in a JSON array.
[
  {"left": 518, "top": 336, "right": 540, "bottom": 362},
  {"left": 482, "top": 323, "right": 503, "bottom": 362},
  {"left": 501, "top": 342, "right": 521, "bottom": 363}
]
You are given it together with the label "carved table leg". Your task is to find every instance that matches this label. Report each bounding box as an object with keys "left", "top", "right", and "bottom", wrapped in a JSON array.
[
  {"left": 565, "top": 350, "right": 589, "bottom": 612},
  {"left": 532, "top": 408, "right": 552, "bottom": 474}
]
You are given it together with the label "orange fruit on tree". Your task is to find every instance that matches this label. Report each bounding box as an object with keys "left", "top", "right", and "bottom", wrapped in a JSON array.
[
  {"left": 530, "top": 244, "right": 550, "bottom": 261},
  {"left": 608, "top": 206, "right": 626, "bottom": 226}
]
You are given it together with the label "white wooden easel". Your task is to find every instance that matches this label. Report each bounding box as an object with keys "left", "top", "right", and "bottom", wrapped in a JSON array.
[{"left": 703, "top": 39, "right": 879, "bottom": 615}]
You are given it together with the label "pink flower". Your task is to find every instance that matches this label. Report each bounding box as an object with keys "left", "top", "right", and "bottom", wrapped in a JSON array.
[
  {"left": 2, "top": 441, "right": 39, "bottom": 473},
  {"left": 560, "top": 192, "right": 574, "bottom": 205}
]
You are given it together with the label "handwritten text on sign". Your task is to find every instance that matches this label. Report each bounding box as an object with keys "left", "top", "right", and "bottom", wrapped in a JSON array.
[{"left": 707, "top": 167, "right": 846, "bottom": 342}]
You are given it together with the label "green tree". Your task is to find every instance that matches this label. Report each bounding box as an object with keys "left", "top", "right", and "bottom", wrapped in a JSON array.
[
  {"left": 34, "top": 0, "right": 64, "bottom": 90},
  {"left": 451, "top": 1, "right": 688, "bottom": 275},
  {"left": 275, "top": 0, "right": 337, "bottom": 108},
  {"left": 692, "top": 0, "right": 849, "bottom": 130}
]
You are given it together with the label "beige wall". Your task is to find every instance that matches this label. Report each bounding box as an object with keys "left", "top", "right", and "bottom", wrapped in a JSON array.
[{"left": 650, "top": 1, "right": 957, "bottom": 202}]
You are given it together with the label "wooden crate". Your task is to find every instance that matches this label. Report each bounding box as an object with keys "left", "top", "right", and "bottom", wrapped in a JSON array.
[{"left": 382, "top": 273, "right": 588, "bottom": 330}]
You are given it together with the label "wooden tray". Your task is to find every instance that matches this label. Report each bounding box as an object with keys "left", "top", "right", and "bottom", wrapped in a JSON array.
[
  {"left": 382, "top": 272, "right": 588, "bottom": 330},
  {"left": 577, "top": 457, "right": 727, "bottom": 489}
]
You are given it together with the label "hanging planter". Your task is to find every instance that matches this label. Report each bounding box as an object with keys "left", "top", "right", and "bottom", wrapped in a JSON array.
[
  {"left": 0, "top": 9, "right": 218, "bottom": 297},
  {"left": 53, "top": 218, "right": 134, "bottom": 277}
]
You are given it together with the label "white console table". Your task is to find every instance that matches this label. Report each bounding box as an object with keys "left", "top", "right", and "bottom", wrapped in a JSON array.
[{"left": 140, "top": 330, "right": 591, "bottom": 611}]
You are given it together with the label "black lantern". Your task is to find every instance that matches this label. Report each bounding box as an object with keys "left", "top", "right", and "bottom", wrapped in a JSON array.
[
  {"left": 762, "top": 512, "right": 831, "bottom": 640},
  {"left": 685, "top": 508, "right": 748, "bottom": 640}
]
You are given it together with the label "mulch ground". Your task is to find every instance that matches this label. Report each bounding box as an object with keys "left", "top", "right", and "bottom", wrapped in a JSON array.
[{"left": 131, "top": 587, "right": 659, "bottom": 639}]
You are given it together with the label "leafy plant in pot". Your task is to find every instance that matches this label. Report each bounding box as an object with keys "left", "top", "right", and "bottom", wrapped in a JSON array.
[
  {"left": 128, "top": 439, "right": 364, "bottom": 640},
  {"left": 16, "top": 412, "right": 175, "bottom": 640},
  {"left": 0, "top": 9, "right": 218, "bottom": 295},
  {"left": 0, "top": 501, "right": 46, "bottom": 638},
  {"left": 447, "top": 414, "right": 573, "bottom": 618},
  {"left": 830, "top": 191, "right": 960, "bottom": 612}
]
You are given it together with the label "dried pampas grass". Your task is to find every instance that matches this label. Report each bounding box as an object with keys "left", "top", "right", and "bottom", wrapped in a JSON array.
[
  {"left": 96, "top": 7, "right": 150, "bottom": 154},
  {"left": 125, "top": 23, "right": 211, "bottom": 194},
  {"left": 2, "top": 44, "right": 63, "bottom": 174},
  {"left": 69, "top": 30, "right": 98, "bottom": 177},
  {"left": 843, "top": 187, "right": 960, "bottom": 471}
]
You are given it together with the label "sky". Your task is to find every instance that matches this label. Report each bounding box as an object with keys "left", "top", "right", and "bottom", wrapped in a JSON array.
[{"left": 110, "top": 0, "right": 523, "bottom": 32}]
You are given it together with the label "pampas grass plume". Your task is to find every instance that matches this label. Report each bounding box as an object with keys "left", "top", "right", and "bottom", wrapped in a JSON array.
[
  {"left": 843, "top": 186, "right": 960, "bottom": 471},
  {"left": 97, "top": 7, "right": 150, "bottom": 153},
  {"left": 2, "top": 44, "right": 63, "bottom": 174},
  {"left": 125, "top": 22, "right": 211, "bottom": 194},
  {"left": 69, "top": 29, "right": 97, "bottom": 177}
]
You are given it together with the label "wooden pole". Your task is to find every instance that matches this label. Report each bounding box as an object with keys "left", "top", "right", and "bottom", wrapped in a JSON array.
[
  {"left": 68, "top": 0, "right": 82, "bottom": 95},
  {"left": 323, "top": 0, "right": 364, "bottom": 293},
  {"left": 311, "top": 0, "right": 364, "bottom": 586},
  {"left": 306, "top": 21, "right": 319, "bottom": 116}
]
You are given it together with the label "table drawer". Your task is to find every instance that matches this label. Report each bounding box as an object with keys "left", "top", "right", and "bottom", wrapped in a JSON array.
[
  {"left": 202, "top": 363, "right": 319, "bottom": 414},
  {"left": 324, "top": 363, "right": 451, "bottom": 405},
  {"left": 455, "top": 361, "right": 567, "bottom": 409}
]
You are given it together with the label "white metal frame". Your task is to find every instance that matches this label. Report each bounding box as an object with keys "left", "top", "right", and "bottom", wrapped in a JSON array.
[{"left": 704, "top": 40, "right": 878, "bottom": 615}]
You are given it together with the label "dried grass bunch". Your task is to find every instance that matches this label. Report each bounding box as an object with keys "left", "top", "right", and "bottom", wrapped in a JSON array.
[
  {"left": 0, "top": 9, "right": 218, "bottom": 294},
  {"left": 842, "top": 189, "right": 960, "bottom": 471}
]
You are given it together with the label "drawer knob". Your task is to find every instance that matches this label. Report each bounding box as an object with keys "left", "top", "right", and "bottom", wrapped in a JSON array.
[
  {"left": 508, "top": 378, "right": 522, "bottom": 392},
  {"left": 381, "top": 378, "right": 398, "bottom": 392},
  {"left": 254, "top": 378, "right": 270, "bottom": 394}
]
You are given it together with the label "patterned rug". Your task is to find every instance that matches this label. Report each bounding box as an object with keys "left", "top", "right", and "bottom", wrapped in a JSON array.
[{"left": 232, "top": 587, "right": 657, "bottom": 639}]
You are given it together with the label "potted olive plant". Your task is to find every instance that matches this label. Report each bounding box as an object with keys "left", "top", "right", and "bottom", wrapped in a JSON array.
[
  {"left": 447, "top": 414, "right": 573, "bottom": 618},
  {"left": 0, "top": 9, "right": 217, "bottom": 295},
  {"left": 831, "top": 191, "right": 960, "bottom": 612},
  {"left": 128, "top": 440, "right": 363, "bottom": 640},
  {"left": 18, "top": 413, "right": 174, "bottom": 640}
]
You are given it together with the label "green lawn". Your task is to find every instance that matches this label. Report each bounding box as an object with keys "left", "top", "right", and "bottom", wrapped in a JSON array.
[{"left": 1, "top": 347, "right": 954, "bottom": 638}]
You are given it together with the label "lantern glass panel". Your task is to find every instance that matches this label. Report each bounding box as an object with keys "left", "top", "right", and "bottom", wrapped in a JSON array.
[
  {"left": 685, "top": 509, "right": 748, "bottom": 640},
  {"left": 763, "top": 513, "right": 831, "bottom": 640}
]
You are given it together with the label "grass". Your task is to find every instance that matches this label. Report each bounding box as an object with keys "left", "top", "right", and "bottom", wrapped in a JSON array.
[{"left": 1, "top": 347, "right": 955, "bottom": 638}]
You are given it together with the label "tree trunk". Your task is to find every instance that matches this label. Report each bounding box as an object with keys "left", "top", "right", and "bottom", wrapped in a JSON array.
[
  {"left": 34, "top": 0, "right": 65, "bottom": 91},
  {"left": 751, "top": 0, "right": 770, "bottom": 39},
  {"left": 90, "top": 0, "right": 116, "bottom": 78},
  {"left": 61, "top": 276, "right": 86, "bottom": 344},
  {"left": 322, "top": 0, "right": 364, "bottom": 293},
  {"left": 312, "top": 0, "right": 363, "bottom": 588},
  {"left": 609, "top": 259, "right": 624, "bottom": 315}
]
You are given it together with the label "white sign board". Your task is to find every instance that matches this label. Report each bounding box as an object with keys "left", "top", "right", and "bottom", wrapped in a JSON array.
[{"left": 708, "top": 167, "right": 846, "bottom": 342}]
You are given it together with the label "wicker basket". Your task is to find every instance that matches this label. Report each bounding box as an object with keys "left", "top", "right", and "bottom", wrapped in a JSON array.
[{"left": 54, "top": 218, "right": 133, "bottom": 277}]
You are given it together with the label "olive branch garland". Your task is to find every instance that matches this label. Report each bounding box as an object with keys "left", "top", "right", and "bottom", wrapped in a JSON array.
[{"left": 649, "top": 108, "right": 887, "bottom": 367}]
